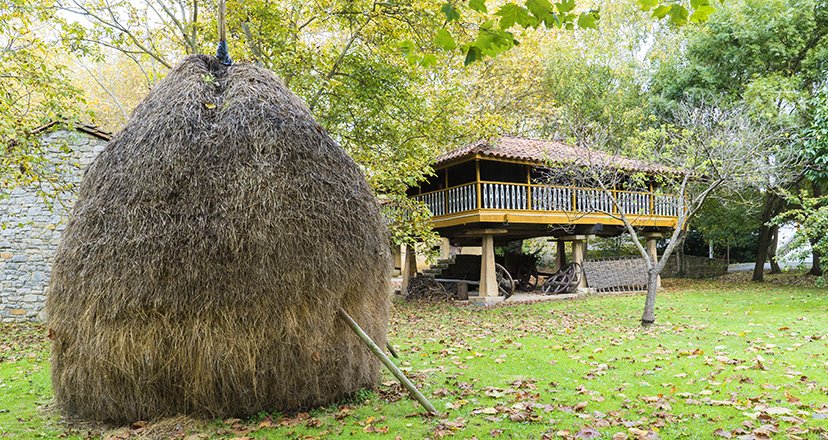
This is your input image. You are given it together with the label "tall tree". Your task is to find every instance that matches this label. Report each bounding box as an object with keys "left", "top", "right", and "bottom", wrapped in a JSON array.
[
  {"left": 1, "top": 0, "right": 86, "bottom": 197},
  {"left": 544, "top": 101, "right": 789, "bottom": 325},
  {"left": 786, "top": 85, "right": 828, "bottom": 275},
  {"left": 648, "top": 0, "right": 828, "bottom": 280}
]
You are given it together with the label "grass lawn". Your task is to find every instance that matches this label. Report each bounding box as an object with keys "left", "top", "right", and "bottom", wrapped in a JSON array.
[{"left": 1, "top": 278, "right": 827, "bottom": 439}]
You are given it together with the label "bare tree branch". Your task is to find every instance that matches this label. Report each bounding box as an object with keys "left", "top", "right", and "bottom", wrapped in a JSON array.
[{"left": 539, "top": 99, "right": 798, "bottom": 325}]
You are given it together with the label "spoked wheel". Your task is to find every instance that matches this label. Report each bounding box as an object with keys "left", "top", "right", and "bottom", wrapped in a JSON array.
[
  {"left": 541, "top": 262, "right": 583, "bottom": 295},
  {"left": 495, "top": 263, "right": 515, "bottom": 298},
  {"left": 516, "top": 265, "right": 539, "bottom": 291}
]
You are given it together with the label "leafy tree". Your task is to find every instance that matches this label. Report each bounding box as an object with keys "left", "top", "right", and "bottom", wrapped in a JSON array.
[
  {"left": 804, "top": 86, "right": 828, "bottom": 184},
  {"left": 694, "top": 195, "right": 761, "bottom": 261},
  {"left": 779, "top": 85, "right": 828, "bottom": 276},
  {"left": 430, "top": 0, "right": 714, "bottom": 65},
  {"left": 648, "top": 0, "right": 828, "bottom": 280},
  {"left": 1, "top": 0, "right": 86, "bottom": 198},
  {"left": 537, "top": 0, "right": 659, "bottom": 150},
  {"left": 650, "top": 0, "right": 827, "bottom": 106}
]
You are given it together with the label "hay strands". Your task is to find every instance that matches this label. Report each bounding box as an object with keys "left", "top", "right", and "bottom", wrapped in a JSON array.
[{"left": 337, "top": 308, "right": 438, "bottom": 416}]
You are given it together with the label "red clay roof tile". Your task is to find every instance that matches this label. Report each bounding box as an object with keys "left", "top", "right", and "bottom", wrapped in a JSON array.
[{"left": 435, "top": 136, "right": 674, "bottom": 174}]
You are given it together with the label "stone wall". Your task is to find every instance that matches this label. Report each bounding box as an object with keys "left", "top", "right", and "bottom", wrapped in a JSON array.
[
  {"left": 661, "top": 254, "right": 728, "bottom": 279},
  {"left": 0, "top": 129, "right": 107, "bottom": 322}
]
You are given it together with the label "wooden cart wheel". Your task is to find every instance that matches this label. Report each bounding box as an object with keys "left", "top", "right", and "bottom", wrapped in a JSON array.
[
  {"left": 495, "top": 263, "right": 515, "bottom": 298},
  {"left": 516, "top": 265, "right": 539, "bottom": 291},
  {"left": 540, "top": 262, "right": 583, "bottom": 295}
]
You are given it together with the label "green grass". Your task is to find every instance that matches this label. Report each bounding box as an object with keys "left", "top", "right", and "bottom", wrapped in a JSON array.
[{"left": 1, "top": 279, "right": 827, "bottom": 439}]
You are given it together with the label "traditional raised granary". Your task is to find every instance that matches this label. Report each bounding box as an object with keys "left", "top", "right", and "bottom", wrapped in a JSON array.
[{"left": 406, "top": 136, "right": 678, "bottom": 303}]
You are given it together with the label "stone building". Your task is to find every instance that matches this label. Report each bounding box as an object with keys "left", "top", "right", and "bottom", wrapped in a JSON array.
[{"left": 1, "top": 124, "right": 110, "bottom": 321}]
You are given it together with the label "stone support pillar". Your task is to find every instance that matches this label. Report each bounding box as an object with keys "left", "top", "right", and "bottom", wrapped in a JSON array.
[
  {"left": 559, "top": 235, "right": 594, "bottom": 291},
  {"left": 571, "top": 239, "right": 588, "bottom": 289},
  {"left": 478, "top": 234, "right": 498, "bottom": 297},
  {"left": 400, "top": 244, "right": 418, "bottom": 296},
  {"left": 439, "top": 237, "right": 451, "bottom": 260},
  {"left": 458, "top": 228, "right": 507, "bottom": 305}
]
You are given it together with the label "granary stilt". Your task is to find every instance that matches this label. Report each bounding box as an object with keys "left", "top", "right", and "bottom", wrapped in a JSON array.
[{"left": 478, "top": 234, "right": 498, "bottom": 298}]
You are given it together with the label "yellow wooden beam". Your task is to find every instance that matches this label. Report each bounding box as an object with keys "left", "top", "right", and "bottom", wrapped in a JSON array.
[{"left": 427, "top": 210, "right": 678, "bottom": 230}]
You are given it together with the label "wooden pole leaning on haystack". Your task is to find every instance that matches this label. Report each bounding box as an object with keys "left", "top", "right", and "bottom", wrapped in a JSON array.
[{"left": 337, "top": 308, "right": 438, "bottom": 415}]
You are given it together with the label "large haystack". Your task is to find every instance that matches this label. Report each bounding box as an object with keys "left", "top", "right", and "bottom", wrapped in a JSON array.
[{"left": 47, "top": 55, "right": 390, "bottom": 424}]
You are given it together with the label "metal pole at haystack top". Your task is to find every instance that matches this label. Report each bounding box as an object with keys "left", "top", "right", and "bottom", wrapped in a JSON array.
[
  {"left": 217, "top": 0, "right": 226, "bottom": 42},
  {"left": 215, "top": 0, "right": 232, "bottom": 65}
]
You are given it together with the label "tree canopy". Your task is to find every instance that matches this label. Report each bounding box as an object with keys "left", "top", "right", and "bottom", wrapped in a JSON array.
[
  {"left": 6, "top": 0, "right": 827, "bottom": 264},
  {"left": 1, "top": 0, "right": 86, "bottom": 197}
]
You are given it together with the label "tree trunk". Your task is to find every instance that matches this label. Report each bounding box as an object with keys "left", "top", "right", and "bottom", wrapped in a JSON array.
[
  {"left": 809, "top": 250, "right": 822, "bottom": 275},
  {"left": 641, "top": 269, "right": 659, "bottom": 326},
  {"left": 768, "top": 224, "right": 781, "bottom": 274},
  {"left": 753, "top": 192, "right": 781, "bottom": 282},
  {"left": 808, "top": 184, "right": 823, "bottom": 276}
]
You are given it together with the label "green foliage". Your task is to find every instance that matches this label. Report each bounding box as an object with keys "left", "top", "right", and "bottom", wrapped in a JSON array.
[
  {"left": 542, "top": 50, "right": 647, "bottom": 150},
  {"left": 804, "top": 86, "right": 828, "bottom": 182},
  {"left": 380, "top": 194, "right": 440, "bottom": 251},
  {"left": 494, "top": 4, "right": 532, "bottom": 30},
  {"left": 429, "top": 0, "right": 712, "bottom": 66},
  {"left": 774, "top": 190, "right": 828, "bottom": 280},
  {"left": 649, "top": 0, "right": 828, "bottom": 117},
  {"left": 0, "top": 0, "right": 86, "bottom": 195},
  {"left": 526, "top": 0, "right": 554, "bottom": 24},
  {"left": 694, "top": 196, "right": 761, "bottom": 247},
  {"left": 469, "top": 0, "right": 488, "bottom": 13},
  {"left": 433, "top": 28, "right": 457, "bottom": 51},
  {"left": 441, "top": 2, "right": 461, "bottom": 21}
]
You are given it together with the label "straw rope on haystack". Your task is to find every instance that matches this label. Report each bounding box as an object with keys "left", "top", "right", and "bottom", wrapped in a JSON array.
[{"left": 47, "top": 54, "right": 392, "bottom": 423}]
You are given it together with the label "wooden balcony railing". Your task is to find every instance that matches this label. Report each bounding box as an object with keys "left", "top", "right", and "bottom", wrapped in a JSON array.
[{"left": 413, "top": 182, "right": 680, "bottom": 219}]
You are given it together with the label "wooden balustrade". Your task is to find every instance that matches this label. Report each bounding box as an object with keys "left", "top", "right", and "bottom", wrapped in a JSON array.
[
  {"left": 414, "top": 182, "right": 680, "bottom": 219},
  {"left": 482, "top": 183, "right": 528, "bottom": 210},
  {"left": 447, "top": 183, "right": 477, "bottom": 213}
]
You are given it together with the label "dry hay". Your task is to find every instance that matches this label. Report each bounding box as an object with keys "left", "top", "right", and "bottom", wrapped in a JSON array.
[{"left": 47, "top": 55, "right": 390, "bottom": 424}]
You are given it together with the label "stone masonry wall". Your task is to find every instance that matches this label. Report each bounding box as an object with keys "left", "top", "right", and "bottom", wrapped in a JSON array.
[
  {"left": 661, "top": 254, "right": 728, "bottom": 279},
  {"left": 0, "top": 130, "right": 106, "bottom": 322}
]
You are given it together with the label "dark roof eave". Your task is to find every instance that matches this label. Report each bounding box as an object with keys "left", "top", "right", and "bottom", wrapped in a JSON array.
[
  {"left": 434, "top": 145, "right": 683, "bottom": 177},
  {"left": 31, "top": 121, "right": 113, "bottom": 141}
]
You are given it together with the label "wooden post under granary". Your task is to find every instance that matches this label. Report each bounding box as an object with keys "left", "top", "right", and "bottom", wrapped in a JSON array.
[{"left": 406, "top": 136, "right": 680, "bottom": 295}]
